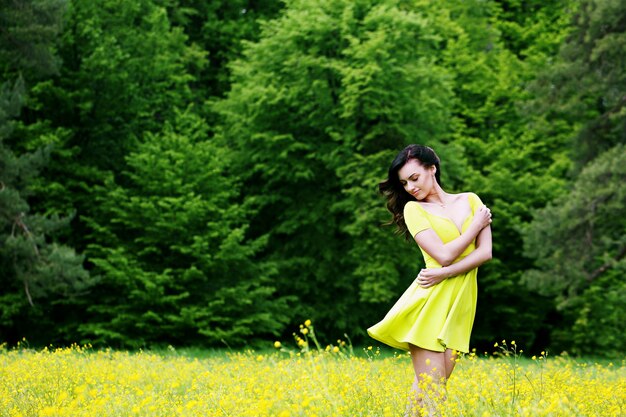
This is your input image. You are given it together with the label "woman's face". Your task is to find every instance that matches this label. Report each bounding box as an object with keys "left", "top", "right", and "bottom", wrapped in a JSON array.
[{"left": 397, "top": 158, "right": 436, "bottom": 201}]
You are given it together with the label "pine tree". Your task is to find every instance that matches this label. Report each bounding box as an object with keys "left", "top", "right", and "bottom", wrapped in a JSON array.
[
  {"left": 531, "top": 0, "right": 626, "bottom": 166},
  {"left": 0, "top": 0, "right": 93, "bottom": 343},
  {"left": 523, "top": 145, "right": 626, "bottom": 356},
  {"left": 522, "top": 0, "right": 626, "bottom": 356},
  {"left": 80, "top": 109, "right": 291, "bottom": 346}
]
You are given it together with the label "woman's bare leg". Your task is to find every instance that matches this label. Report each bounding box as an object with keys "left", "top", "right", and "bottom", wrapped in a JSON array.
[
  {"left": 407, "top": 344, "right": 447, "bottom": 416},
  {"left": 443, "top": 348, "right": 458, "bottom": 380}
]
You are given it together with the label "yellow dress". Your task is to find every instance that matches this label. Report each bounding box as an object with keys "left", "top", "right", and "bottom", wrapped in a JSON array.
[{"left": 367, "top": 193, "right": 483, "bottom": 353}]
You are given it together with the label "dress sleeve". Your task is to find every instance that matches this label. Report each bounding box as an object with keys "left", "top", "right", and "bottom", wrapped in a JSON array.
[
  {"left": 468, "top": 192, "right": 484, "bottom": 214},
  {"left": 403, "top": 202, "right": 431, "bottom": 238}
]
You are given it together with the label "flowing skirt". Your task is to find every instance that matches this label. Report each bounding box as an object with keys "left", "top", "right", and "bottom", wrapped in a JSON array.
[{"left": 367, "top": 269, "right": 477, "bottom": 353}]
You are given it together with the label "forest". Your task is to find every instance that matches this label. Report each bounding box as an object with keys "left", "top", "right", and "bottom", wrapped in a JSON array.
[{"left": 1, "top": 0, "right": 624, "bottom": 357}]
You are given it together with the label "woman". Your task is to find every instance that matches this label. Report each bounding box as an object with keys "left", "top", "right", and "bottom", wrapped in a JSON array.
[{"left": 367, "top": 145, "right": 492, "bottom": 415}]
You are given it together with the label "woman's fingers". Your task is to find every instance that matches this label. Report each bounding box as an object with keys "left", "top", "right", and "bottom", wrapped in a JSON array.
[
  {"left": 479, "top": 205, "right": 492, "bottom": 226},
  {"left": 416, "top": 269, "right": 436, "bottom": 288},
  {"left": 416, "top": 271, "right": 426, "bottom": 287},
  {"left": 472, "top": 205, "right": 492, "bottom": 229}
]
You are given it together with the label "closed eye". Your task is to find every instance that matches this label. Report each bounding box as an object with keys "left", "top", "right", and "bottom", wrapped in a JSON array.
[{"left": 399, "top": 174, "right": 419, "bottom": 185}]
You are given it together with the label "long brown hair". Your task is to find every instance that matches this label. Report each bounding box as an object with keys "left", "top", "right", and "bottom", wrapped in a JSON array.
[{"left": 379, "top": 145, "right": 441, "bottom": 239}]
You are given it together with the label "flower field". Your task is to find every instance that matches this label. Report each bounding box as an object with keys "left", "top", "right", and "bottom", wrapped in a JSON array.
[{"left": 1, "top": 338, "right": 624, "bottom": 417}]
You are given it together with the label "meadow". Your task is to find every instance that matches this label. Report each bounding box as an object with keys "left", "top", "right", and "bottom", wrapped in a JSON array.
[{"left": 1, "top": 325, "right": 624, "bottom": 417}]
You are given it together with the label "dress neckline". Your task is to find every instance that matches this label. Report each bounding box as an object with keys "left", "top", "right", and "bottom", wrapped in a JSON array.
[{"left": 416, "top": 194, "right": 472, "bottom": 234}]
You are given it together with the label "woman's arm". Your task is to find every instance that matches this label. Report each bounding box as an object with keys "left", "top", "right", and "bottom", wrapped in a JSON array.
[
  {"left": 416, "top": 225, "right": 492, "bottom": 288},
  {"left": 413, "top": 205, "right": 491, "bottom": 266}
]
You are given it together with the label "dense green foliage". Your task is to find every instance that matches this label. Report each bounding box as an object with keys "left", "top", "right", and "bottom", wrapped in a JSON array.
[
  {"left": 524, "top": 145, "right": 626, "bottom": 356},
  {"left": 77, "top": 109, "right": 290, "bottom": 347},
  {"left": 217, "top": 0, "right": 461, "bottom": 339},
  {"left": 1, "top": 0, "right": 624, "bottom": 356},
  {"left": 0, "top": 0, "right": 95, "bottom": 343},
  {"left": 522, "top": 0, "right": 626, "bottom": 356}
]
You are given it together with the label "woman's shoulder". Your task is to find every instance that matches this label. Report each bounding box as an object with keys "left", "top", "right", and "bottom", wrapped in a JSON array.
[
  {"left": 403, "top": 200, "right": 420, "bottom": 212},
  {"left": 451, "top": 191, "right": 481, "bottom": 201},
  {"left": 452, "top": 191, "right": 478, "bottom": 197},
  {"left": 454, "top": 192, "right": 483, "bottom": 208}
]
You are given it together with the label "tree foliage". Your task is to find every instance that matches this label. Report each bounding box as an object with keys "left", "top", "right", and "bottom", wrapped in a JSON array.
[
  {"left": 521, "top": 0, "right": 626, "bottom": 356},
  {"left": 523, "top": 145, "right": 626, "bottom": 356},
  {"left": 0, "top": 0, "right": 623, "bottom": 355},
  {"left": 0, "top": 0, "right": 93, "bottom": 343},
  {"left": 217, "top": 0, "right": 470, "bottom": 337},
  {"left": 440, "top": 0, "right": 575, "bottom": 348},
  {"left": 161, "top": 0, "right": 284, "bottom": 98},
  {"left": 531, "top": 0, "right": 626, "bottom": 166},
  {"left": 79, "top": 109, "right": 291, "bottom": 346}
]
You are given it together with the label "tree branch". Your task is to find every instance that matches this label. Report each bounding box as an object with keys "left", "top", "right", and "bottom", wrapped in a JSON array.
[
  {"left": 588, "top": 245, "right": 626, "bottom": 282},
  {"left": 23, "top": 273, "right": 34, "bottom": 307},
  {"left": 14, "top": 212, "right": 40, "bottom": 306}
]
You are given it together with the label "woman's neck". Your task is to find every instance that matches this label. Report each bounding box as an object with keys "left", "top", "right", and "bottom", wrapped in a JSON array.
[{"left": 424, "top": 185, "right": 448, "bottom": 207}]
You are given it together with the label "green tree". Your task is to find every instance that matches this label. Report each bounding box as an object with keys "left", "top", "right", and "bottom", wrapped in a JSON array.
[
  {"left": 217, "top": 0, "right": 472, "bottom": 338},
  {"left": 520, "top": 0, "right": 626, "bottom": 356},
  {"left": 78, "top": 109, "right": 291, "bottom": 347},
  {"left": 161, "top": 0, "right": 284, "bottom": 98},
  {"left": 23, "top": 0, "right": 207, "bottom": 233},
  {"left": 0, "top": 0, "right": 93, "bottom": 344},
  {"left": 5, "top": 0, "right": 211, "bottom": 344},
  {"left": 443, "top": 0, "right": 575, "bottom": 349},
  {"left": 523, "top": 145, "right": 626, "bottom": 356},
  {"left": 531, "top": 0, "right": 626, "bottom": 166}
]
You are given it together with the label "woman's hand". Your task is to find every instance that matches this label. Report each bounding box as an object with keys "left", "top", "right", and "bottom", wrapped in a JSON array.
[
  {"left": 470, "top": 205, "right": 492, "bottom": 230},
  {"left": 415, "top": 267, "right": 450, "bottom": 288}
]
